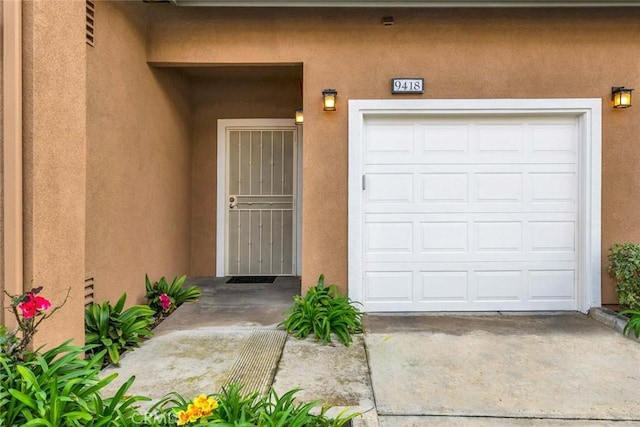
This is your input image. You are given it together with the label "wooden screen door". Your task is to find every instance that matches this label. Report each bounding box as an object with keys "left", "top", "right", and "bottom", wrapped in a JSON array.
[{"left": 225, "top": 126, "right": 297, "bottom": 275}]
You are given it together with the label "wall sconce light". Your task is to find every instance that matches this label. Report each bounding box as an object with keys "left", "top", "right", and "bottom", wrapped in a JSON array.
[
  {"left": 612, "top": 86, "right": 633, "bottom": 108},
  {"left": 295, "top": 108, "right": 304, "bottom": 125},
  {"left": 322, "top": 89, "right": 338, "bottom": 111}
]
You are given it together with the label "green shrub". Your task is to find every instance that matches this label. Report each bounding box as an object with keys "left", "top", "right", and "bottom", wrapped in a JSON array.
[
  {"left": 0, "top": 341, "right": 149, "bottom": 426},
  {"left": 608, "top": 243, "right": 640, "bottom": 310},
  {"left": 145, "top": 274, "right": 201, "bottom": 317},
  {"left": 85, "top": 293, "right": 155, "bottom": 366},
  {"left": 279, "top": 274, "right": 363, "bottom": 346},
  {"left": 620, "top": 309, "right": 640, "bottom": 339},
  {"left": 149, "top": 383, "right": 358, "bottom": 427}
]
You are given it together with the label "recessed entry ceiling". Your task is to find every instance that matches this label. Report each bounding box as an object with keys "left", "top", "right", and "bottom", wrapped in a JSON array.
[{"left": 173, "top": 65, "right": 303, "bottom": 82}]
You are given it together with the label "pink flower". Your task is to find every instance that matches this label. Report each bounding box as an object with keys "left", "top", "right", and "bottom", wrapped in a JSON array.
[
  {"left": 159, "top": 293, "right": 172, "bottom": 311},
  {"left": 33, "top": 295, "right": 51, "bottom": 311},
  {"left": 18, "top": 294, "right": 51, "bottom": 319}
]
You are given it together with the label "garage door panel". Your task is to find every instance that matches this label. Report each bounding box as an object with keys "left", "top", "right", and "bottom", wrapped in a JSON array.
[
  {"left": 366, "top": 124, "right": 414, "bottom": 154},
  {"left": 421, "top": 173, "right": 469, "bottom": 203},
  {"left": 366, "top": 173, "right": 414, "bottom": 203},
  {"left": 362, "top": 115, "right": 579, "bottom": 311},
  {"left": 476, "top": 173, "right": 523, "bottom": 202},
  {"left": 366, "top": 153, "right": 576, "bottom": 165},
  {"left": 420, "top": 271, "right": 469, "bottom": 301},
  {"left": 475, "top": 124, "right": 524, "bottom": 153},
  {"left": 365, "top": 203, "right": 576, "bottom": 214},
  {"left": 530, "top": 221, "right": 575, "bottom": 252},
  {"left": 531, "top": 124, "right": 577, "bottom": 153},
  {"left": 364, "top": 214, "right": 576, "bottom": 263},
  {"left": 365, "top": 166, "right": 576, "bottom": 213},
  {"left": 421, "top": 124, "right": 469, "bottom": 153},
  {"left": 365, "top": 271, "right": 413, "bottom": 301},
  {"left": 364, "top": 265, "right": 577, "bottom": 311},
  {"left": 421, "top": 222, "right": 468, "bottom": 253},
  {"left": 529, "top": 270, "right": 575, "bottom": 300},
  {"left": 365, "top": 253, "right": 575, "bottom": 264},
  {"left": 365, "top": 222, "right": 413, "bottom": 253},
  {"left": 475, "top": 221, "right": 522, "bottom": 252},
  {"left": 475, "top": 271, "right": 523, "bottom": 301},
  {"left": 531, "top": 172, "right": 576, "bottom": 203},
  {"left": 363, "top": 300, "right": 578, "bottom": 312}
]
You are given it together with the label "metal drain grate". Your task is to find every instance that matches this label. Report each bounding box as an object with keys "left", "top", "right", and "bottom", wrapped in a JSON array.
[{"left": 224, "top": 329, "right": 287, "bottom": 395}]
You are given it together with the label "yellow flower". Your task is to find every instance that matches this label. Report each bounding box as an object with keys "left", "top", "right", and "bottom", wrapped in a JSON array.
[
  {"left": 176, "top": 410, "right": 190, "bottom": 426},
  {"left": 187, "top": 403, "right": 202, "bottom": 422},
  {"left": 193, "top": 395, "right": 219, "bottom": 416},
  {"left": 193, "top": 394, "right": 209, "bottom": 408}
]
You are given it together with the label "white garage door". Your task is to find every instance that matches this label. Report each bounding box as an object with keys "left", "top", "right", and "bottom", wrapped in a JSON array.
[{"left": 361, "top": 115, "right": 579, "bottom": 311}]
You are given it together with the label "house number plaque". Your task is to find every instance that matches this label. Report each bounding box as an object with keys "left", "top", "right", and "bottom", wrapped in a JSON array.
[{"left": 391, "top": 78, "right": 424, "bottom": 94}]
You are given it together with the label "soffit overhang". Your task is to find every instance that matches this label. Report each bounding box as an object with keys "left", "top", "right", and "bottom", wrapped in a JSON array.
[{"left": 169, "top": 0, "right": 640, "bottom": 7}]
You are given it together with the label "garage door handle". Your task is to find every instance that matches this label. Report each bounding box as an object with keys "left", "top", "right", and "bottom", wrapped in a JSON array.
[{"left": 362, "top": 175, "right": 366, "bottom": 191}]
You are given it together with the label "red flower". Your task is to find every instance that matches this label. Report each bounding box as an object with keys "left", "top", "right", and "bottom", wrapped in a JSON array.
[
  {"left": 159, "top": 293, "right": 172, "bottom": 311},
  {"left": 18, "top": 293, "right": 51, "bottom": 319}
]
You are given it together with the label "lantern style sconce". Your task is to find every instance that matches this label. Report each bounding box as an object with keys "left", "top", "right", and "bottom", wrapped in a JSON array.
[
  {"left": 612, "top": 86, "right": 633, "bottom": 108},
  {"left": 322, "top": 89, "right": 338, "bottom": 111},
  {"left": 294, "top": 108, "right": 304, "bottom": 125}
]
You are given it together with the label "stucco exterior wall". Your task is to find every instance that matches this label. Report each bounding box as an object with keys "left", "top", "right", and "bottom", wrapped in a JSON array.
[
  {"left": 0, "top": 1, "right": 5, "bottom": 327},
  {"left": 86, "top": 1, "right": 192, "bottom": 306},
  {"left": 22, "top": 0, "right": 86, "bottom": 348},
  {"left": 190, "top": 76, "right": 302, "bottom": 276},
  {"left": 146, "top": 6, "right": 639, "bottom": 303}
]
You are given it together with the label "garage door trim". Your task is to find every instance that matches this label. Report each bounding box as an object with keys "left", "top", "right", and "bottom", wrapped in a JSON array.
[{"left": 348, "top": 99, "right": 602, "bottom": 313}]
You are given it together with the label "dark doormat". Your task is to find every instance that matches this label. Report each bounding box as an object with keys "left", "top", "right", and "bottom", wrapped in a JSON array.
[{"left": 227, "top": 276, "right": 277, "bottom": 284}]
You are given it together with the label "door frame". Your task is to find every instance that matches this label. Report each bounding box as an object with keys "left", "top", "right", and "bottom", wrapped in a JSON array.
[
  {"left": 216, "top": 119, "right": 301, "bottom": 277},
  {"left": 348, "top": 98, "right": 602, "bottom": 313}
]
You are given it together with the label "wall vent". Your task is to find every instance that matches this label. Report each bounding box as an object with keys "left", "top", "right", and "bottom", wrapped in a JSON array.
[
  {"left": 86, "top": 0, "right": 95, "bottom": 46},
  {"left": 85, "top": 276, "right": 95, "bottom": 306}
]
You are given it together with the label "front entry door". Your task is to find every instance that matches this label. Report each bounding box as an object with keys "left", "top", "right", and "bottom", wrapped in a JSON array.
[{"left": 225, "top": 126, "right": 297, "bottom": 275}]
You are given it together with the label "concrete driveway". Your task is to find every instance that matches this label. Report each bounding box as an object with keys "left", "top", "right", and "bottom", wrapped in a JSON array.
[
  {"left": 101, "top": 278, "right": 640, "bottom": 426},
  {"left": 364, "top": 314, "right": 640, "bottom": 426}
]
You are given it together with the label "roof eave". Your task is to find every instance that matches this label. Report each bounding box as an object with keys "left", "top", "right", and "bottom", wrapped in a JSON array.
[{"left": 169, "top": 0, "right": 640, "bottom": 7}]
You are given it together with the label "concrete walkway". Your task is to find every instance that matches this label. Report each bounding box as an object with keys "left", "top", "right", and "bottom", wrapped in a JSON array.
[{"left": 102, "top": 277, "right": 640, "bottom": 426}]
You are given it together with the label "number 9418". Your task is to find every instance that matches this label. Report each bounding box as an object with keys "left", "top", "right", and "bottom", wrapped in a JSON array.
[{"left": 391, "top": 78, "right": 424, "bottom": 94}]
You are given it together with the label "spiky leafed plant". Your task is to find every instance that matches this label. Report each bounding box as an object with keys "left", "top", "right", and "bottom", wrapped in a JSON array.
[
  {"left": 280, "top": 274, "right": 363, "bottom": 346},
  {"left": 145, "top": 275, "right": 201, "bottom": 317}
]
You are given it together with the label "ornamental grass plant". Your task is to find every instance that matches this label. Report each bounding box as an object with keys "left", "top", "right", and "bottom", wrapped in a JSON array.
[
  {"left": 2, "top": 287, "right": 360, "bottom": 426},
  {"left": 84, "top": 292, "right": 156, "bottom": 366},
  {"left": 145, "top": 275, "right": 202, "bottom": 318},
  {"left": 149, "top": 383, "right": 358, "bottom": 427},
  {"left": 280, "top": 274, "right": 364, "bottom": 346}
]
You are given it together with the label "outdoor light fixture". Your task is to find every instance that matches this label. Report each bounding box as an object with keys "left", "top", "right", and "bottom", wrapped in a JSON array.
[
  {"left": 612, "top": 86, "right": 633, "bottom": 108},
  {"left": 322, "top": 89, "right": 337, "bottom": 111},
  {"left": 295, "top": 108, "right": 304, "bottom": 125}
]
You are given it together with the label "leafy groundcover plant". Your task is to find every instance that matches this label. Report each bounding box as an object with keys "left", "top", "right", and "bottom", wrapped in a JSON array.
[
  {"left": 280, "top": 274, "right": 363, "bottom": 346},
  {"left": 1, "top": 288, "right": 149, "bottom": 426},
  {"left": 145, "top": 275, "right": 202, "bottom": 318},
  {"left": 620, "top": 309, "right": 640, "bottom": 339},
  {"left": 607, "top": 243, "right": 640, "bottom": 311},
  {"left": 1, "top": 343, "right": 148, "bottom": 426},
  {"left": 148, "top": 383, "right": 358, "bottom": 427},
  {"left": 3, "top": 288, "right": 358, "bottom": 426},
  {"left": 85, "top": 292, "right": 155, "bottom": 366}
]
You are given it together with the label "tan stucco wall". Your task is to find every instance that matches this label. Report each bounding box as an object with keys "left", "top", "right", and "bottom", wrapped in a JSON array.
[
  {"left": 190, "top": 77, "right": 302, "bottom": 276},
  {"left": 86, "top": 1, "right": 192, "bottom": 306},
  {"left": 146, "top": 6, "right": 640, "bottom": 303},
  {"left": 0, "top": 1, "right": 5, "bottom": 327},
  {"left": 22, "top": 0, "right": 86, "bottom": 348}
]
